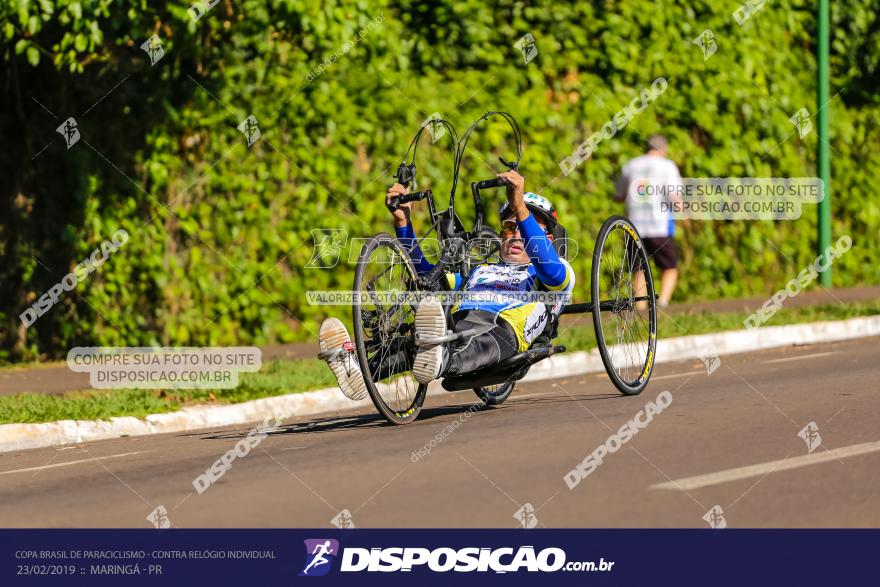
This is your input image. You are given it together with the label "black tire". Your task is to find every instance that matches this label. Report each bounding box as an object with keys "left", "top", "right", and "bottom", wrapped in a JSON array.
[
  {"left": 591, "top": 216, "right": 658, "bottom": 396},
  {"left": 473, "top": 381, "right": 515, "bottom": 406},
  {"left": 352, "top": 233, "right": 428, "bottom": 424}
]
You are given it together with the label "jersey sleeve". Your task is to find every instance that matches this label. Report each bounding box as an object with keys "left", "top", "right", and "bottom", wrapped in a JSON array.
[
  {"left": 394, "top": 222, "right": 434, "bottom": 275},
  {"left": 549, "top": 259, "right": 575, "bottom": 314},
  {"left": 517, "top": 213, "right": 572, "bottom": 291}
]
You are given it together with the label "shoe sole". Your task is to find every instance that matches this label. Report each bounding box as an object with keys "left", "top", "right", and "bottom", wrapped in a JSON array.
[
  {"left": 319, "top": 318, "right": 368, "bottom": 401},
  {"left": 413, "top": 299, "right": 446, "bottom": 384}
]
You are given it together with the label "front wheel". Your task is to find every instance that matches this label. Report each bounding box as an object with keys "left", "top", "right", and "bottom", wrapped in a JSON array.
[
  {"left": 591, "top": 216, "right": 658, "bottom": 396},
  {"left": 352, "top": 233, "right": 428, "bottom": 424}
]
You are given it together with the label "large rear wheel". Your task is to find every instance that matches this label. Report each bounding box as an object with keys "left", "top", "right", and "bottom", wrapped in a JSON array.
[
  {"left": 591, "top": 216, "right": 658, "bottom": 396},
  {"left": 352, "top": 234, "right": 428, "bottom": 424}
]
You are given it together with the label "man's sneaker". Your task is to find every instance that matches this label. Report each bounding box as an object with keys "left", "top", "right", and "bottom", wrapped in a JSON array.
[
  {"left": 413, "top": 298, "right": 447, "bottom": 384},
  {"left": 318, "top": 318, "right": 367, "bottom": 401}
]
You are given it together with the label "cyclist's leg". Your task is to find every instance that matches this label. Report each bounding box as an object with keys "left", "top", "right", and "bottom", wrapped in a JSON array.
[
  {"left": 413, "top": 298, "right": 448, "bottom": 383},
  {"left": 318, "top": 318, "right": 368, "bottom": 400},
  {"left": 443, "top": 310, "right": 519, "bottom": 376},
  {"left": 413, "top": 302, "right": 520, "bottom": 383}
]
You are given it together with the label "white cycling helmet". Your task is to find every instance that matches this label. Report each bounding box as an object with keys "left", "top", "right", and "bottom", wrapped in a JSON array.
[{"left": 499, "top": 192, "right": 558, "bottom": 227}]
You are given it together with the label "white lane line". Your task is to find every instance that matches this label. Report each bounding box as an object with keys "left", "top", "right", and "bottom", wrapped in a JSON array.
[
  {"left": 651, "top": 440, "right": 880, "bottom": 491},
  {"left": 763, "top": 351, "right": 837, "bottom": 364},
  {"left": 651, "top": 371, "right": 702, "bottom": 381},
  {"left": 0, "top": 451, "right": 143, "bottom": 476}
]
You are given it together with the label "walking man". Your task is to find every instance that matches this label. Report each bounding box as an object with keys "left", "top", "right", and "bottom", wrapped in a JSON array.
[{"left": 615, "top": 134, "right": 683, "bottom": 308}]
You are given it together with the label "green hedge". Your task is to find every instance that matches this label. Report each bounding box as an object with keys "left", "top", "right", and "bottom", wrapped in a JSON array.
[{"left": 2, "top": 0, "right": 879, "bottom": 361}]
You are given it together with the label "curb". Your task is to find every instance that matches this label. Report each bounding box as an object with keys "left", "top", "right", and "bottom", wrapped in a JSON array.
[
  {"left": 2, "top": 315, "right": 878, "bottom": 453},
  {"left": 523, "top": 314, "right": 880, "bottom": 382}
]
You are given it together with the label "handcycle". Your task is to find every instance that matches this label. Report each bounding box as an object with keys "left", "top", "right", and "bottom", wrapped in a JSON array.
[{"left": 350, "top": 112, "right": 657, "bottom": 425}]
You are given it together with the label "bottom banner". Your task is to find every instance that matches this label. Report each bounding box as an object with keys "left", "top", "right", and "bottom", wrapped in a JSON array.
[{"left": 2, "top": 529, "right": 876, "bottom": 585}]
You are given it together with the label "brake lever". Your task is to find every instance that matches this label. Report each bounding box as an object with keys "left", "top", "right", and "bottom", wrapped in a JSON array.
[
  {"left": 499, "top": 156, "right": 519, "bottom": 171},
  {"left": 394, "top": 162, "right": 416, "bottom": 188}
]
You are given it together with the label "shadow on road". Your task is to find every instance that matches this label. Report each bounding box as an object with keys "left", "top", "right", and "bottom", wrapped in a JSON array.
[
  {"left": 193, "top": 391, "right": 620, "bottom": 441},
  {"left": 506, "top": 392, "right": 620, "bottom": 407},
  {"left": 195, "top": 403, "right": 492, "bottom": 440}
]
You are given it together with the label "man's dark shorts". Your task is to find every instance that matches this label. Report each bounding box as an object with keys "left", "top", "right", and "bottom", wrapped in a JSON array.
[{"left": 628, "top": 237, "right": 679, "bottom": 271}]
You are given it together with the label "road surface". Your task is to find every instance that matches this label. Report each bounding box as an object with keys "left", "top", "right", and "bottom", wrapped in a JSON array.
[{"left": 0, "top": 336, "right": 877, "bottom": 528}]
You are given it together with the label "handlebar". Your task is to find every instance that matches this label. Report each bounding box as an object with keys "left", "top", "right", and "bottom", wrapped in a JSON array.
[
  {"left": 469, "top": 177, "right": 508, "bottom": 242},
  {"left": 388, "top": 190, "right": 431, "bottom": 210},
  {"left": 475, "top": 178, "right": 506, "bottom": 190}
]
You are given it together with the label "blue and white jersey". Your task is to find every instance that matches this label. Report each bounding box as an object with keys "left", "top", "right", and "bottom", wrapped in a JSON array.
[
  {"left": 456, "top": 260, "right": 575, "bottom": 350},
  {"left": 397, "top": 213, "right": 575, "bottom": 351}
]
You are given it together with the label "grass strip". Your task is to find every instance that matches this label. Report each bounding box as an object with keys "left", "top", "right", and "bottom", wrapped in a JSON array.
[{"left": 0, "top": 300, "right": 877, "bottom": 425}]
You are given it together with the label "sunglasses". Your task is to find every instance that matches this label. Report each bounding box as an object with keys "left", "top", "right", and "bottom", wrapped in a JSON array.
[
  {"left": 500, "top": 219, "right": 519, "bottom": 236},
  {"left": 499, "top": 218, "right": 552, "bottom": 237}
]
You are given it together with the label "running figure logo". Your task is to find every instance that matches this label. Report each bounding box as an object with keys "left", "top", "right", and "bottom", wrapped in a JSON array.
[
  {"left": 513, "top": 503, "right": 538, "bottom": 529},
  {"left": 789, "top": 108, "right": 812, "bottom": 139},
  {"left": 237, "top": 115, "right": 262, "bottom": 147},
  {"left": 702, "top": 505, "right": 727, "bottom": 529},
  {"left": 420, "top": 112, "right": 447, "bottom": 143},
  {"left": 692, "top": 29, "right": 717, "bottom": 60},
  {"left": 330, "top": 509, "right": 355, "bottom": 529},
  {"left": 145, "top": 505, "right": 172, "bottom": 529},
  {"left": 56, "top": 117, "right": 80, "bottom": 149},
  {"left": 306, "top": 229, "right": 348, "bottom": 268},
  {"left": 139, "top": 35, "right": 165, "bottom": 66},
  {"left": 300, "top": 539, "right": 340, "bottom": 577},
  {"left": 797, "top": 421, "right": 822, "bottom": 453},
  {"left": 514, "top": 33, "right": 538, "bottom": 65},
  {"left": 697, "top": 344, "right": 721, "bottom": 375}
]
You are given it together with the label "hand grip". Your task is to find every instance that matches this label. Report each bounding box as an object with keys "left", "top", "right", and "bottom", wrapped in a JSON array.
[
  {"left": 475, "top": 178, "right": 506, "bottom": 190},
  {"left": 388, "top": 190, "right": 431, "bottom": 210}
]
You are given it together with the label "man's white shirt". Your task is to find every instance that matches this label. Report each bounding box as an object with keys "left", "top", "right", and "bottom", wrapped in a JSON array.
[{"left": 617, "top": 154, "right": 682, "bottom": 238}]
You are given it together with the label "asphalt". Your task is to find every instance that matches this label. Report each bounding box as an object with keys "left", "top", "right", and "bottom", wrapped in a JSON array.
[
  {"left": 2, "top": 284, "right": 879, "bottom": 397},
  {"left": 0, "top": 336, "right": 877, "bottom": 528}
]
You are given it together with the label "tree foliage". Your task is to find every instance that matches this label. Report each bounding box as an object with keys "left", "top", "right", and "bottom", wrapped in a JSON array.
[{"left": 1, "top": 0, "right": 878, "bottom": 361}]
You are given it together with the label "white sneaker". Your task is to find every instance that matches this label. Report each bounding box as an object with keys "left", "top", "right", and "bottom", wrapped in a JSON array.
[
  {"left": 413, "top": 298, "right": 447, "bottom": 384},
  {"left": 318, "top": 318, "right": 368, "bottom": 401}
]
